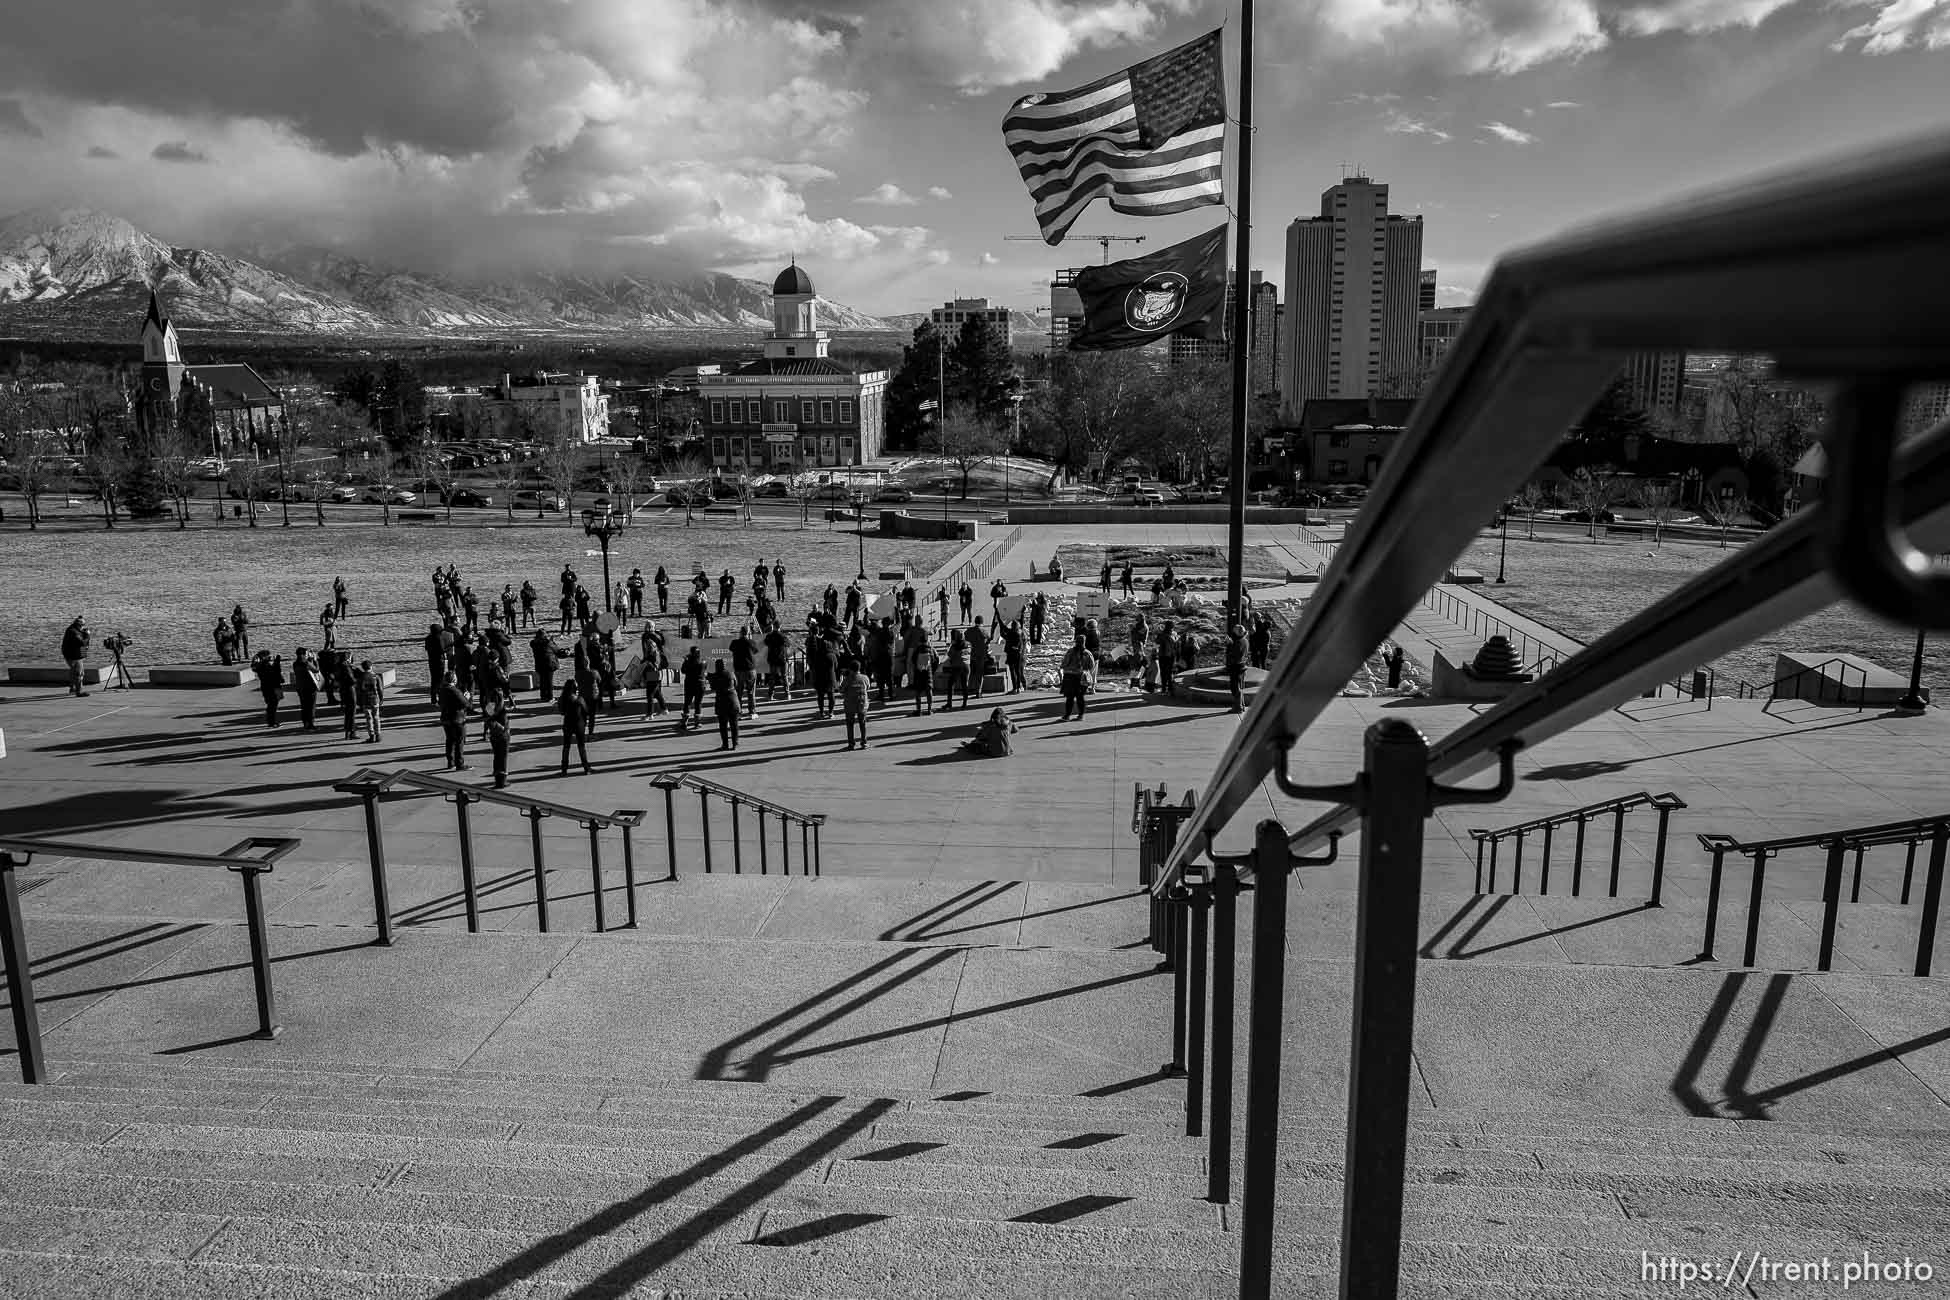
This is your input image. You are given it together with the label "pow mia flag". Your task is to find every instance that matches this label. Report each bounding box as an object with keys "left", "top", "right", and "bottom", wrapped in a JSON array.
[{"left": 1067, "top": 224, "right": 1228, "bottom": 352}]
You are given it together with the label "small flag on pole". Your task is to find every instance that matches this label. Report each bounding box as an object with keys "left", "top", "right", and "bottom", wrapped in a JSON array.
[
  {"left": 1003, "top": 29, "right": 1227, "bottom": 245},
  {"left": 1068, "top": 224, "right": 1228, "bottom": 352}
]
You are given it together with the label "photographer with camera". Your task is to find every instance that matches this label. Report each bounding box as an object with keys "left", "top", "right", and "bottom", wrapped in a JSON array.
[{"left": 102, "top": 632, "right": 133, "bottom": 690}]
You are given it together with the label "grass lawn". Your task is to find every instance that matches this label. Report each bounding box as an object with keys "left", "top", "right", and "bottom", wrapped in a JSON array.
[
  {"left": 1457, "top": 530, "right": 1946, "bottom": 698},
  {"left": 0, "top": 517, "right": 966, "bottom": 680}
]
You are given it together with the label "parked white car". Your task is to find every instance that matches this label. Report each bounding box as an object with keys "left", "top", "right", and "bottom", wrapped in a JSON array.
[{"left": 363, "top": 486, "right": 418, "bottom": 506}]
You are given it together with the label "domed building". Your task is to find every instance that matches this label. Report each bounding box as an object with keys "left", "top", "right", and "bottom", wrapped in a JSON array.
[{"left": 698, "top": 263, "right": 889, "bottom": 473}]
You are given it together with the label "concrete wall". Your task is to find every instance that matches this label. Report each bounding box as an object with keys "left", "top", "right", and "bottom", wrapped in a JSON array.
[
  {"left": 879, "top": 510, "right": 979, "bottom": 541},
  {"left": 1005, "top": 506, "right": 1313, "bottom": 525}
]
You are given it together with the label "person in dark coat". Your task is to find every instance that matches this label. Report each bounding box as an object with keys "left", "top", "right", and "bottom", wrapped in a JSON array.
[
  {"left": 501, "top": 585, "right": 518, "bottom": 628},
  {"left": 573, "top": 585, "right": 593, "bottom": 629},
  {"left": 483, "top": 694, "right": 511, "bottom": 788},
  {"left": 452, "top": 628, "right": 477, "bottom": 699},
  {"left": 1029, "top": 592, "right": 1048, "bottom": 647},
  {"left": 519, "top": 580, "right": 538, "bottom": 628},
  {"left": 557, "top": 591, "right": 575, "bottom": 634},
  {"left": 337, "top": 657, "right": 359, "bottom": 738},
  {"left": 824, "top": 584, "right": 841, "bottom": 620},
  {"left": 461, "top": 587, "right": 481, "bottom": 633},
  {"left": 1225, "top": 624, "right": 1249, "bottom": 714},
  {"left": 640, "top": 642, "right": 669, "bottom": 718},
  {"left": 437, "top": 671, "right": 471, "bottom": 770},
  {"left": 571, "top": 635, "right": 598, "bottom": 734},
  {"left": 213, "top": 618, "right": 236, "bottom": 667},
  {"left": 531, "top": 630, "right": 559, "bottom": 705},
  {"left": 1120, "top": 562, "right": 1135, "bottom": 598},
  {"left": 729, "top": 626, "right": 761, "bottom": 718},
  {"left": 944, "top": 629, "right": 969, "bottom": 711},
  {"left": 805, "top": 630, "right": 835, "bottom": 717},
  {"left": 1249, "top": 615, "right": 1273, "bottom": 670},
  {"left": 556, "top": 681, "right": 593, "bottom": 776},
  {"left": 936, "top": 586, "right": 949, "bottom": 629},
  {"left": 423, "top": 623, "right": 451, "bottom": 704},
  {"left": 1000, "top": 620, "right": 1026, "bottom": 694},
  {"left": 707, "top": 658, "right": 740, "bottom": 750},
  {"left": 1059, "top": 633, "right": 1097, "bottom": 722},
  {"left": 752, "top": 560, "right": 770, "bottom": 599},
  {"left": 868, "top": 618, "right": 896, "bottom": 704},
  {"left": 318, "top": 646, "right": 343, "bottom": 706},
  {"left": 773, "top": 558, "right": 786, "bottom": 602},
  {"left": 965, "top": 618, "right": 990, "bottom": 700},
  {"left": 717, "top": 569, "right": 735, "bottom": 616},
  {"left": 292, "top": 647, "right": 321, "bottom": 731},
  {"left": 231, "top": 605, "right": 251, "bottom": 659},
  {"left": 764, "top": 624, "right": 790, "bottom": 700},
  {"left": 957, "top": 582, "right": 973, "bottom": 624},
  {"left": 1157, "top": 621, "right": 1179, "bottom": 698},
  {"left": 679, "top": 647, "right": 708, "bottom": 729},
  {"left": 989, "top": 578, "right": 1008, "bottom": 624},
  {"left": 843, "top": 582, "right": 862, "bottom": 627},
  {"left": 627, "top": 568, "right": 645, "bottom": 618},
  {"left": 333, "top": 575, "right": 349, "bottom": 619},
  {"left": 252, "top": 651, "right": 285, "bottom": 728},
  {"left": 907, "top": 630, "right": 937, "bottom": 716},
  {"left": 355, "top": 660, "right": 385, "bottom": 742}
]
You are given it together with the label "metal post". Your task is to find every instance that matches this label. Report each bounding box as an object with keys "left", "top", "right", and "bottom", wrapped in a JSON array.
[
  {"left": 1700, "top": 846, "right": 1726, "bottom": 961},
  {"left": 1916, "top": 824, "right": 1946, "bottom": 978},
  {"left": 1473, "top": 837, "right": 1484, "bottom": 893},
  {"left": 586, "top": 822, "right": 607, "bottom": 933},
  {"left": 781, "top": 816, "right": 791, "bottom": 875},
  {"left": 1609, "top": 806, "right": 1626, "bottom": 898},
  {"left": 1165, "top": 898, "right": 1188, "bottom": 1075},
  {"left": 237, "top": 867, "right": 281, "bottom": 1040},
  {"left": 799, "top": 821, "right": 809, "bottom": 876},
  {"left": 730, "top": 799, "right": 743, "bottom": 875},
  {"left": 699, "top": 790, "right": 714, "bottom": 875},
  {"left": 1850, "top": 844, "right": 1866, "bottom": 904},
  {"left": 0, "top": 854, "right": 47, "bottom": 1084},
  {"left": 1511, "top": 830, "right": 1524, "bottom": 895},
  {"left": 1238, "top": 820, "right": 1292, "bottom": 1300},
  {"left": 1571, "top": 816, "right": 1588, "bottom": 897},
  {"left": 527, "top": 807, "right": 551, "bottom": 934},
  {"left": 1816, "top": 839, "right": 1848, "bottom": 973},
  {"left": 453, "top": 794, "right": 480, "bottom": 934},
  {"left": 813, "top": 818, "right": 823, "bottom": 876},
  {"left": 662, "top": 783, "right": 680, "bottom": 881},
  {"left": 1650, "top": 804, "right": 1675, "bottom": 908},
  {"left": 1903, "top": 837, "right": 1918, "bottom": 905},
  {"left": 1486, "top": 837, "right": 1498, "bottom": 892},
  {"left": 1539, "top": 821, "right": 1554, "bottom": 896},
  {"left": 1185, "top": 887, "right": 1210, "bottom": 1137},
  {"left": 1208, "top": 861, "right": 1238, "bottom": 1205},
  {"left": 360, "top": 790, "right": 393, "bottom": 946},
  {"left": 1742, "top": 849, "right": 1769, "bottom": 968},
  {"left": 621, "top": 823, "right": 638, "bottom": 929},
  {"left": 757, "top": 809, "right": 768, "bottom": 875},
  {"left": 1337, "top": 720, "right": 1432, "bottom": 1300}
]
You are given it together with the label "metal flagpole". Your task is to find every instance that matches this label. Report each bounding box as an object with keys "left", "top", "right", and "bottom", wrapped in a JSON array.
[{"left": 1224, "top": 0, "right": 1255, "bottom": 627}]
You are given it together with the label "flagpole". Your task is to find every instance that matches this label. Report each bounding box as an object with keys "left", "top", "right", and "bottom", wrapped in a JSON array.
[{"left": 1224, "top": 0, "right": 1255, "bottom": 631}]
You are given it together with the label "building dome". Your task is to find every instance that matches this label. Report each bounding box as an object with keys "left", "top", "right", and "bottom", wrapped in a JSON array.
[{"left": 772, "top": 263, "right": 814, "bottom": 297}]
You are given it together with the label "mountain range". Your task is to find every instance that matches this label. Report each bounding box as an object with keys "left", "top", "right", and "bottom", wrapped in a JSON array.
[{"left": 0, "top": 208, "right": 912, "bottom": 337}]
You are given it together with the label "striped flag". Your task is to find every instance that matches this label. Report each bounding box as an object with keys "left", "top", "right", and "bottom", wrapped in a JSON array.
[{"left": 1003, "top": 29, "right": 1227, "bottom": 245}]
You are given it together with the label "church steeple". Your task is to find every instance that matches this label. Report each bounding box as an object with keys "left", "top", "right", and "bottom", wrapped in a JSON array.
[
  {"left": 136, "top": 290, "right": 187, "bottom": 439},
  {"left": 140, "top": 290, "right": 182, "bottom": 367}
]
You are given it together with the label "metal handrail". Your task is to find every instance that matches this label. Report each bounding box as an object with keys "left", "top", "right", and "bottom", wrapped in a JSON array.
[
  {"left": 1420, "top": 585, "right": 1568, "bottom": 671},
  {"left": 333, "top": 766, "right": 647, "bottom": 940},
  {"left": 1735, "top": 656, "right": 1867, "bottom": 710},
  {"left": 1695, "top": 813, "right": 1947, "bottom": 977},
  {"left": 1468, "top": 791, "right": 1685, "bottom": 902},
  {"left": 1, "top": 834, "right": 298, "bottom": 1084},
  {"left": 649, "top": 771, "right": 826, "bottom": 879},
  {"left": 1137, "top": 132, "right": 1950, "bottom": 1300}
]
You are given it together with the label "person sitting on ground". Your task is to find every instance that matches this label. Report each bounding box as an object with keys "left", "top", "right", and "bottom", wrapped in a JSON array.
[
  {"left": 214, "top": 617, "right": 237, "bottom": 666},
  {"left": 963, "top": 706, "right": 1017, "bottom": 758}
]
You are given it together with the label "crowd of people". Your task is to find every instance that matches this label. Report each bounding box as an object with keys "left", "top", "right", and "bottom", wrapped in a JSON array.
[{"left": 49, "top": 551, "right": 1275, "bottom": 785}]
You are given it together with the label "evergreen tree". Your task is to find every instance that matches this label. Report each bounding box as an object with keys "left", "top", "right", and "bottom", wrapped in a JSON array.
[
  {"left": 176, "top": 375, "right": 215, "bottom": 458},
  {"left": 885, "top": 322, "right": 947, "bottom": 451},
  {"left": 1574, "top": 374, "right": 1649, "bottom": 441},
  {"left": 947, "top": 318, "right": 1018, "bottom": 423},
  {"left": 377, "top": 358, "right": 428, "bottom": 451}
]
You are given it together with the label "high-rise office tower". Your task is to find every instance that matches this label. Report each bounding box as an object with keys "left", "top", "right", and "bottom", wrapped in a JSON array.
[
  {"left": 1283, "top": 175, "right": 1424, "bottom": 418},
  {"left": 1419, "top": 269, "right": 1437, "bottom": 313},
  {"left": 1621, "top": 350, "right": 1685, "bottom": 420},
  {"left": 1251, "top": 279, "right": 1278, "bottom": 398}
]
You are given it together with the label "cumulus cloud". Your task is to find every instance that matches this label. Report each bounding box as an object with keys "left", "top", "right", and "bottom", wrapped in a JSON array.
[
  {"left": 1608, "top": 0, "right": 1800, "bottom": 36},
  {"left": 1834, "top": 0, "right": 1950, "bottom": 52},
  {"left": 1296, "top": 0, "right": 1607, "bottom": 77},
  {"left": 85, "top": 145, "right": 118, "bottom": 159},
  {"left": 1382, "top": 110, "right": 1452, "bottom": 141},
  {"left": 0, "top": 97, "right": 43, "bottom": 138},
  {"left": 151, "top": 140, "right": 211, "bottom": 163},
  {"left": 857, "top": 183, "right": 919, "bottom": 205},
  {"left": 927, "top": 186, "right": 953, "bottom": 199},
  {"left": 1547, "top": 99, "right": 1582, "bottom": 108},
  {"left": 1480, "top": 120, "right": 1538, "bottom": 144},
  {"left": 979, "top": 251, "right": 1000, "bottom": 265},
  {"left": 832, "top": 0, "right": 1172, "bottom": 92}
]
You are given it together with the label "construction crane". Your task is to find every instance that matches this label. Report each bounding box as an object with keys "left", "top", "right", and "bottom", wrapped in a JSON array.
[{"left": 1004, "top": 234, "right": 1146, "bottom": 264}]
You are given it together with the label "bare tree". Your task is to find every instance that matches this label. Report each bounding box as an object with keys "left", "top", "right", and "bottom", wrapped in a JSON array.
[
  {"left": 152, "top": 421, "right": 198, "bottom": 529},
  {"left": 226, "top": 456, "right": 267, "bottom": 527},
  {"left": 1048, "top": 350, "right": 1153, "bottom": 483},
  {"left": 1514, "top": 481, "right": 1548, "bottom": 539},
  {"left": 539, "top": 438, "right": 581, "bottom": 522},
  {"left": 491, "top": 453, "right": 525, "bottom": 522},
  {"left": 1570, "top": 466, "right": 1620, "bottom": 540},
  {"left": 669, "top": 451, "right": 712, "bottom": 526},
  {"left": 1639, "top": 480, "right": 1678, "bottom": 548},
  {"left": 922, "top": 405, "right": 1007, "bottom": 499},
  {"left": 1703, "top": 493, "right": 1750, "bottom": 550},
  {"left": 6, "top": 421, "right": 61, "bottom": 529},
  {"left": 80, "top": 433, "right": 129, "bottom": 529},
  {"left": 416, "top": 444, "right": 459, "bottom": 523},
  {"left": 270, "top": 410, "right": 306, "bottom": 527},
  {"left": 1153, "top": 362, "right": 1232, "bottom": 486},
  {"left": 612, "top": 453, "right": 646, "bottom": 515}
]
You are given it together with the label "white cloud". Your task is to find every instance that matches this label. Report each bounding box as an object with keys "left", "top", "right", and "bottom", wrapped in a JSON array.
[
  {"left": 1381, "top": 110, "right": 1452, "bottom": 142},
  {"left": 1834, "top": 0, "right": 1950, "bottom": 52},
  {"left": 840, "top": 0, "right": 1171, "bottom": 92},
  {"left": 978, "top": 251, "right": 999, "bottom": 265},
  {"left": 1608, "top": 0, "right": 1801, "bottom": 36},
  {"left": 1480, "top": 120, "right": 1538, "bottom": 144},
  {"left": 1300, "top": 0, "right": 1606, "bottom": 76},
  {"left": 927, "top": 185, "right": 953, "bottom": 199},
  {"left": 1546, "top": 100, "right": 1582, "bottom": 108},
  {"left": 856, "top": 182, "right": 919, "bottom": 206}
]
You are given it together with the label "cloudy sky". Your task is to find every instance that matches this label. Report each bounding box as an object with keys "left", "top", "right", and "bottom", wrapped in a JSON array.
[{"left": 0, "top": 0, "right": 1944, "bottom": 315}]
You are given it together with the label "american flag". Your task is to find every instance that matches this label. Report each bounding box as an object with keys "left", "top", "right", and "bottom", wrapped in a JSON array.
[{"left": 1003, "top": 29, "right": 1227, "bottom": 245}]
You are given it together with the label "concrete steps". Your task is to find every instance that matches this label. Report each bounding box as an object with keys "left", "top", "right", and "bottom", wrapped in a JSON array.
[{"left": 0, "top": 1052, "right": 1942, "bottom": 1298}]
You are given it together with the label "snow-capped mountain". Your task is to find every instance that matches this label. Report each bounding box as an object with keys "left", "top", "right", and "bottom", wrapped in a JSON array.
[{"left": 0, "top": 208, "right": 902, "bottom": 335}]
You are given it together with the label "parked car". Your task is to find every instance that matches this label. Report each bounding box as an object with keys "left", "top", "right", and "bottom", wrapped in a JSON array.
[
  {"left": 513, "top": 489, "right": 565, "bottom": 511},
  {"left": 408, "top": 475, "right": 447, "bottom": 492},
  {"left": 873, "top": 485, "right": 915, "bottom": 503},
  {"left": 808, "top": 483, "right": 854, "bottom": 502},
  {"left": 363, "top": 486, "right": 418, "bottom": 506},
  {"left": 664, "top": 485, "right": 710, "bottom": 506},
  {"left": 1134, "top": 490, "right": 1165, "bottom": 506},
  {"left": 710, "top": 478, "right": 744, "bottom": 500},
  {"left": 329, "top": 486, "right": 359, "bottom": 504},
  {"left": 443, "top": 488, "right": 492, "bottom": 508},
  {"left": 753, "top": 481, "right": 790, "bottom": 497},
  {"left": 1561, "top": 508, "right": 1616, "bottom": 524}
]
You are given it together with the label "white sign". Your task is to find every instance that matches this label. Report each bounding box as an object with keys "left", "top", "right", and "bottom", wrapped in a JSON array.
[
  {"left": 1075, "top": 591, "right": 1113, "bottom": 622},
  {"left": 996, "top": 594, "right": 1031, "bottom": 625}
]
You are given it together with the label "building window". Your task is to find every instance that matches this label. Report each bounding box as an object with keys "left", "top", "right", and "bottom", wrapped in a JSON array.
[
  {"left": 775, "top": 401, "right": 790, "bottom": 422},
  {"left": 819, "top": 400, "right": 834, "bottom": 424},
  {"left": 839, "top": 399, "right": 854, "bottom": 424},
  {"left": 712, "top": 437, "right": 726, "bottom": 458},
  {"left": 802, "top": 400, "right": 816, "bottom": 423},
  {"left": 785, "top": 346, "right": 797, "bottom": 357},
  {"left": 1329, "top": 433, "right": 1349, "bottom": 447},
  {"left": 709, "top": 400, "right": 724, "bottom": 425},
  {"left": 1328, "top": 459, "right": 1348, "bottom": 477}
]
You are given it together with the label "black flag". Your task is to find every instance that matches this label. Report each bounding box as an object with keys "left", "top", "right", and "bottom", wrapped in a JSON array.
[{"left": 1068, "top": 225, "right": 1228, "bottom": 352}]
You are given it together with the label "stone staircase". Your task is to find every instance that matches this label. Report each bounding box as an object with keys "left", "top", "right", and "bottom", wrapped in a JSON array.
[{"left": 0, "top": 1051, "right": 1944, "bottom": 1298}]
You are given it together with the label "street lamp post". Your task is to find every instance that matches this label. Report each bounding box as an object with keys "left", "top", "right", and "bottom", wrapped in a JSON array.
[
  {"left": 851, "top": 487, "right": 869, "bottom": 582},
  {"left": 1496, "top": 511, "right": 1509, "bottom": 584},
  {"left": 1898, "top": 627, "right": 1930, "bottom": 713},
  {"left": 582, "top": 506, "right": 630, "bottom": 680}
]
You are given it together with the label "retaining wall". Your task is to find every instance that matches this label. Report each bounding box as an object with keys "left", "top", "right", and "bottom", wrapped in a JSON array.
[{"left": 1004, "top": 506, "right": 1314, "bottom": 525}]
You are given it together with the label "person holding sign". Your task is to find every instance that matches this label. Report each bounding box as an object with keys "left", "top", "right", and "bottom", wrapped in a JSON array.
[{"left": 1059, "top": 633, "right": 1097, "bottom": 721}]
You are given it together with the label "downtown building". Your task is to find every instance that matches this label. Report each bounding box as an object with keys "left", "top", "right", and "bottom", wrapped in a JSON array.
[
  {"left": 1282, "top": 174, "right": 1425, "bottom": 419},
  {"left": 930, "top": 298, "right": 1013, "bottom": 349},
  {"left": 1166, "top": 272, "right": 1281, "bottom": 399}
]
